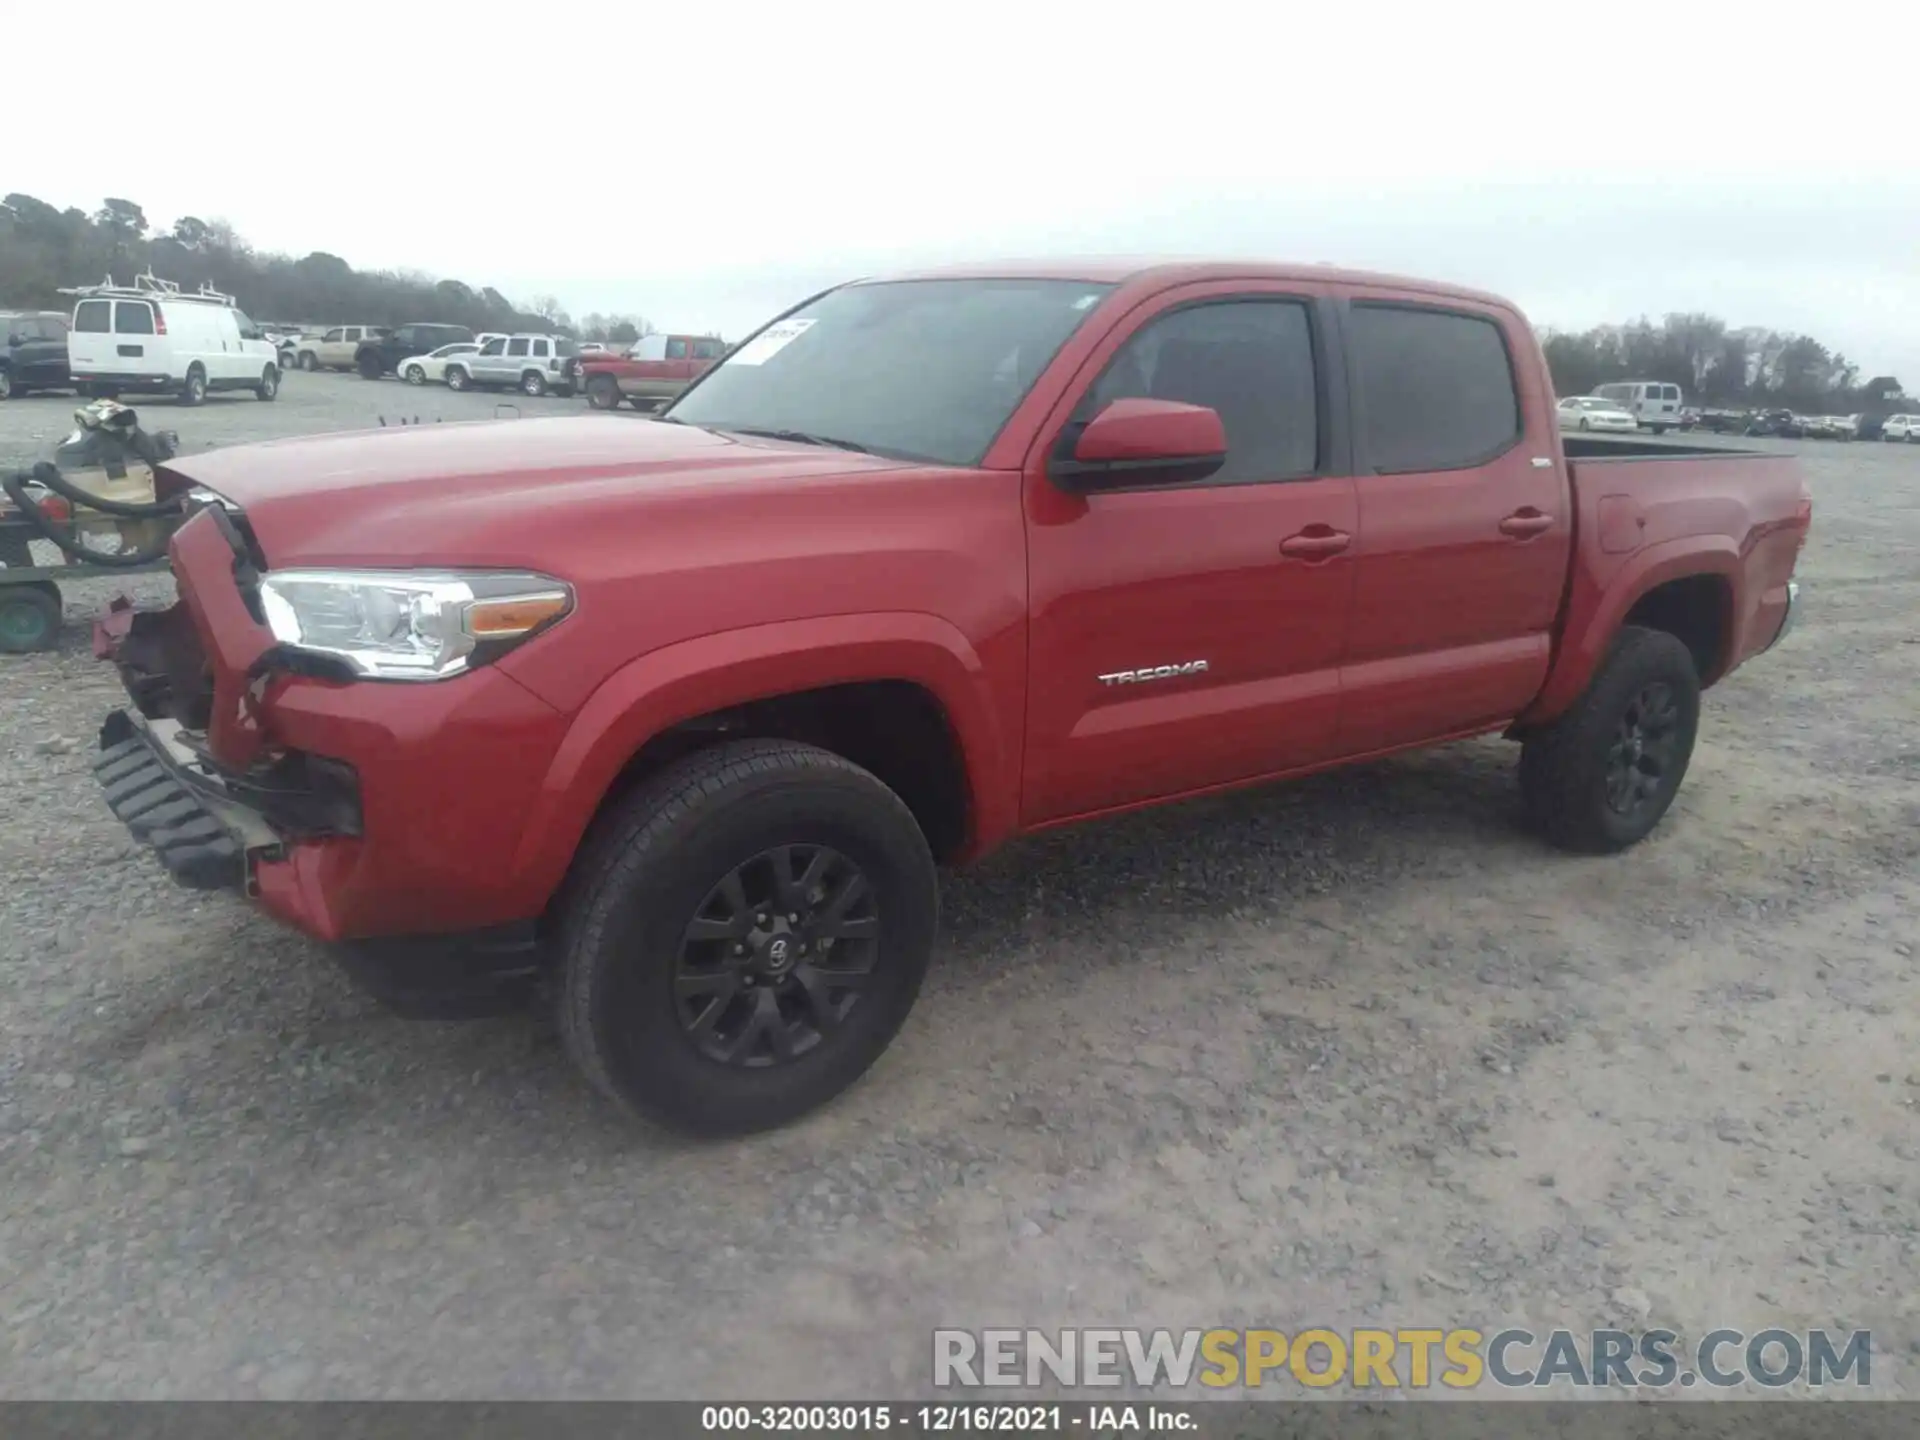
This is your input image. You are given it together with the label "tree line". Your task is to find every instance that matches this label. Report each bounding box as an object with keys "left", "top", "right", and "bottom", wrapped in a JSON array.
[
  {"left": 0, "top": 194, "right": 658, "bottom": 344},
  {"left": 2, "top": 195, "right": 1906, "bottom": 399},
  {"left": 1539, "top": 313, "right": 1905, "bottom": 415}
]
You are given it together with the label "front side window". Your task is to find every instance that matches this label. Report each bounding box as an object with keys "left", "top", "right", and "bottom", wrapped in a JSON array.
[
  {"left": 1071, "top": 299, "right": 1319, "bottom": 483},
  {"left": 114, "top": 301, "right": 155, "bottom": 335},
  {"left": 666, "top": 337, "right": 691, "bottom": 360},
  {"left": 75, "top": 301, "right": 110, "bottom": 333},
  {"left": 1349, "top": 304, "right": 1520, "bottom": 473},
  {"left": 480, "top": 338, "right": 506, "bottom": 356},
  {"left": 507, "top": 338, "right": 530, "bottom": 357},
  {"left": 233, "top": 310, "right": 261, "bottom": 340},
  {"left": 323, "top": 328, "right": 344, "bottom": 343},
  {"left": 667, "top": 278, "right": 1114, "bottom": 465},
  {"left": 693, "top": 338, "right": 724, "bottom": 360}
]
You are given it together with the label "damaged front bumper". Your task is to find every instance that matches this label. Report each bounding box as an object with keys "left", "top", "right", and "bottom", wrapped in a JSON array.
[{"left": 94, "top": 709, "right": 288, "bottom": 891}]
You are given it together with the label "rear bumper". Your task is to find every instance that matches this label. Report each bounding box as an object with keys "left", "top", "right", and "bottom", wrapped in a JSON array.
[
  {"left": 1763, "top": 580, "right": 1800, "bottom": 652},
  {"left": 70, "top": 372, "right": 175, "bottom": 392}
]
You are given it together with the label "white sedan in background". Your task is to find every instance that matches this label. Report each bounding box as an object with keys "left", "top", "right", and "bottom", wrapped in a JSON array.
[
  {"left": 1557, "top": 395, "right": 1640, "bottom": 432},
  {"left": 397, "top": 341, "right": 480, "bottom": 385}
]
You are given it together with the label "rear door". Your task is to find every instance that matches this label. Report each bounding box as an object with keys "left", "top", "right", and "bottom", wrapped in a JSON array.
[
  {"left": 69, "top": 299, "right": 112, "bottom": 375},
  {"left": 1022, "top": 285, "right": 1360, "bottom": 822},
  {"left": 18, "top": 317, "right": 70, "bottom": 387},
  {"left": 111, "top": 298, "right": 167, "bottom": 381},
  {"left": 1330, "top": 292, "right": 1572, "bottom": 754}
]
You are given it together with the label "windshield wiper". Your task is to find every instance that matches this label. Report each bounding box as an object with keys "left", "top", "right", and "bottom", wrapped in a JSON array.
[{"left": 727, "top": 426, "right": 870, "bottom": 453}]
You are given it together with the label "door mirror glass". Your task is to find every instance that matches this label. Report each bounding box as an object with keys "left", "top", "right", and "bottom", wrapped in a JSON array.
[{"left": 1050, "top": 398, "right": 1227, "bottom": 492}]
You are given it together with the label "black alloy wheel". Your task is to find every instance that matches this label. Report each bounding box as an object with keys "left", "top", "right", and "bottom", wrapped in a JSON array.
[
  {"left": 1603, "top": 681, "right": 1682, "bottom": 821},
  {"left": 672, "top": 843, "right": 881, "bottom": 1067}
]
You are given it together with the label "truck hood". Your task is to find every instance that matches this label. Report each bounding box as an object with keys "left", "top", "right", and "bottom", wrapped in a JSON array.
[{"left": 159, "top": 416, "right": 911, "bottom": 568}]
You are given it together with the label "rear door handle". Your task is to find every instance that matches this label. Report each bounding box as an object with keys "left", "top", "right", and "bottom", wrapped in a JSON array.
[
  {"left": 1499, "top": 509, "right": 1554, "bottom": 538},
  {"left": 1279, "top": 526, "right": 1352, "bottom": 560}
]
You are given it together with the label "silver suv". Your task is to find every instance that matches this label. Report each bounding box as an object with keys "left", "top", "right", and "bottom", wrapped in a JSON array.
[{"left": 443, "top": 333, "right": 579, "bottom": 397}]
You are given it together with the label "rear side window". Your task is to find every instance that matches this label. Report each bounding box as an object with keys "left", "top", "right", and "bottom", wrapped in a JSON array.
[
  {"left": 532, "top": 338, "right": 551, "bottom": 358},
  {"left": 1075, "top": 298, "right": 1320, "bottom": 483},
  {"left": 75, "top": 301, "right": 110, "bottom": 333},
  {"left": 1349, "top": 304, "right": 1520, "bottom": 473},
  {"left": 693, "top": 338, "right": 724, "bottom": 360},
  {"left": 114, "top": 301, "right": 155, "bottom": 335}
]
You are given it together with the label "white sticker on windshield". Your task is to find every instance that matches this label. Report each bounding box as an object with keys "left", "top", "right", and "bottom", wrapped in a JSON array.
[
  {"left": 1072, "top": 293, "right": 1102, "bottom": 310},
  {"left": 727, "top": 317, "right": 817, "bottom": 366}
]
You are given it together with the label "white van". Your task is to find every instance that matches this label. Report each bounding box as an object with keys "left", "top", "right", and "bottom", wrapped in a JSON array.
[
  {"left": 1594, "top": 380, "right": 1685, "bottom": 434},
  {"left": 62, "top": 273, "right": 281, "bottom": 405}
]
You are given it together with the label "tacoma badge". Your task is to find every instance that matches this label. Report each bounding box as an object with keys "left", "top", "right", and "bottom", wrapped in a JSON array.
[{"left": 1097, "top": 660, "right": 1210, "bottom": 687}]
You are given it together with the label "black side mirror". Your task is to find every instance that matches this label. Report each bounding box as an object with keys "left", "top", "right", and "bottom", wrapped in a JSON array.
[{"left": 5, "top": 334, "right": 24, "bottom": 348}]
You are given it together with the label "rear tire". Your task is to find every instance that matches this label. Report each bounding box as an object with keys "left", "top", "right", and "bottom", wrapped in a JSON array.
[
  {"left": 0, "top": 583, "right": 62, "bottom": 653},
  {"left": 557, "top": 739, "right": 940, "bottom": 1136},
  {"left": 180, "top": 365, "right": 207, "bottom": 406},
  {"left": 256, "top": 365, "right": 279, "bottom": 401},
  {"left": 1518, "top": 626, "right": 1701, "bottom": 855},
  {"left": 520, "top": 370, "right": 548, "bottom": 397}
]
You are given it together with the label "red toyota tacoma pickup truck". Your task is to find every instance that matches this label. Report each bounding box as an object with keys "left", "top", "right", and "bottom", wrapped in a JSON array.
[{"left": 92, "top": 261, "right": 1809, "bottom": 1136}]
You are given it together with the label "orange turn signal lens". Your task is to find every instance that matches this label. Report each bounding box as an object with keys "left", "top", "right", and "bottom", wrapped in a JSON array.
[{"left": 464, "top": 591, "right": 570, "bottom": 638}]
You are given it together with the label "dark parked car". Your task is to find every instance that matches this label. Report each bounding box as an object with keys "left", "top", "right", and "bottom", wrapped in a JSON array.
[
  {"left": 1745, "top": 409, "right": 1804, "bottom": 439},
  {"left": 0, "top": 310, "right": 73, "bottom": 400},
  {"left": 354, "top": 322, "right": 475, "bottom": 380}
]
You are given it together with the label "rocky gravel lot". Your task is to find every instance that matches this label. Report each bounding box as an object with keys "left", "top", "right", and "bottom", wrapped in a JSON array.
[{"left": 0, "top": 382, "right": 1916, "bottom": 1401}]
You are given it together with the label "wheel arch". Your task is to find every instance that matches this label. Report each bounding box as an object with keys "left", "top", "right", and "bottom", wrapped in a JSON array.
[
  {"left": 506, "top": 612, "right": 1019, "bottom": 912},
  {"left": 1518, "top": 538, "right": 1741, "bottom": 727}
]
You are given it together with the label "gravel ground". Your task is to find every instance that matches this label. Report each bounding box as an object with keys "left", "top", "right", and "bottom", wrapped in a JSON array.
[{"left": 1, "top": 384, "right": 1916, "bottom": 1400}]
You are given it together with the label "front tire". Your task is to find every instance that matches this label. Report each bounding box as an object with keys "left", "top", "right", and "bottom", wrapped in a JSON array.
[
  {"left": 256, "top": 365, "right": 279, "bottom": 401},
  {"left": 557, "top": 739, "right": 940, "bottom": 1137},
  {"left": 405, "top": 364, "right": 426, "bottom": 385},
  {"left": 445, "top": 366, "right": 470, "bottom": 392},
  {"left": 0, "top": 368, "right": 11, "bottom": 401},
  {"left": 586, "top": 374, "right": 622, "bottom": 410},
  {"left": 299, "top": 351, "right": 319, "bottom": 372},
  {"left": 1518, "top": 626, "right": 1701, "bottom": 855}
]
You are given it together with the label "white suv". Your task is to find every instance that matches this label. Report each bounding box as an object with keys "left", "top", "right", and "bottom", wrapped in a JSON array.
[
  {"left": 443, "top": 333, "right": 579, "bottom": 397},
  {"left": 1883, "top": 414, "right": 1919, "bottom": 442}
]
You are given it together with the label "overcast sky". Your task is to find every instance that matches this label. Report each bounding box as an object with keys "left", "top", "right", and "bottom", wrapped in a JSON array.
[{"left": 13, "top": 1, "right": 1919, "bottom": 384}]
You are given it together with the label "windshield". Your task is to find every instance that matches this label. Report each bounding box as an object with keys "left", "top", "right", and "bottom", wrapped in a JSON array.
[{"left": 665, "top": 278, "right": 1114, "bottom": 465}]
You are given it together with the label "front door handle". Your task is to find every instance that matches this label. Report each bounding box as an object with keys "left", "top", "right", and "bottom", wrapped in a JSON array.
[
  {"left": 1499, "top": 509, "right": 1554, "bottom": 538},
  {"left": 1279, "top": 526, "right": 1352, "bottom": 560}
]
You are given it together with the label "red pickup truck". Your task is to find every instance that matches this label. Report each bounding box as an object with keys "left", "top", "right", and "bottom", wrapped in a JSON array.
[
  {"left": 575, "top": 333, "right": 727, "bottom": 411},
  {"left": 92, "top": 260, "right": 1809, "bottom": 1136}
]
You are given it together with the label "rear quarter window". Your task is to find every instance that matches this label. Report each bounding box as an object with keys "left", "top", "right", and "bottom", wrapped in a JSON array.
[{"left": 1348, "top": 304, "right": 1521, "bottom": 473}]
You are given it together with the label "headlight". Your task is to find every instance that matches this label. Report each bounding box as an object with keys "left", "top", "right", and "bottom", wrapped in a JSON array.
[{"left": 256, "top": 569, "right": 573, "bottom": 680}]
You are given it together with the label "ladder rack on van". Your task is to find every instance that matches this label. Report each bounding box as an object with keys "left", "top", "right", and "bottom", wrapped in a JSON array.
[{"left": 56, "top": 272, "right": 238, "bottom": 306}]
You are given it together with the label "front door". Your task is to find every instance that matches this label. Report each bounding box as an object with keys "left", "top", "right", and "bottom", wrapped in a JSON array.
[
  {"left": 1331, "top": 292, "right": 1573, "bottom": 754},
  {"left": 1022, "top": 287, "right": 1359, "bottom": 824}
]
